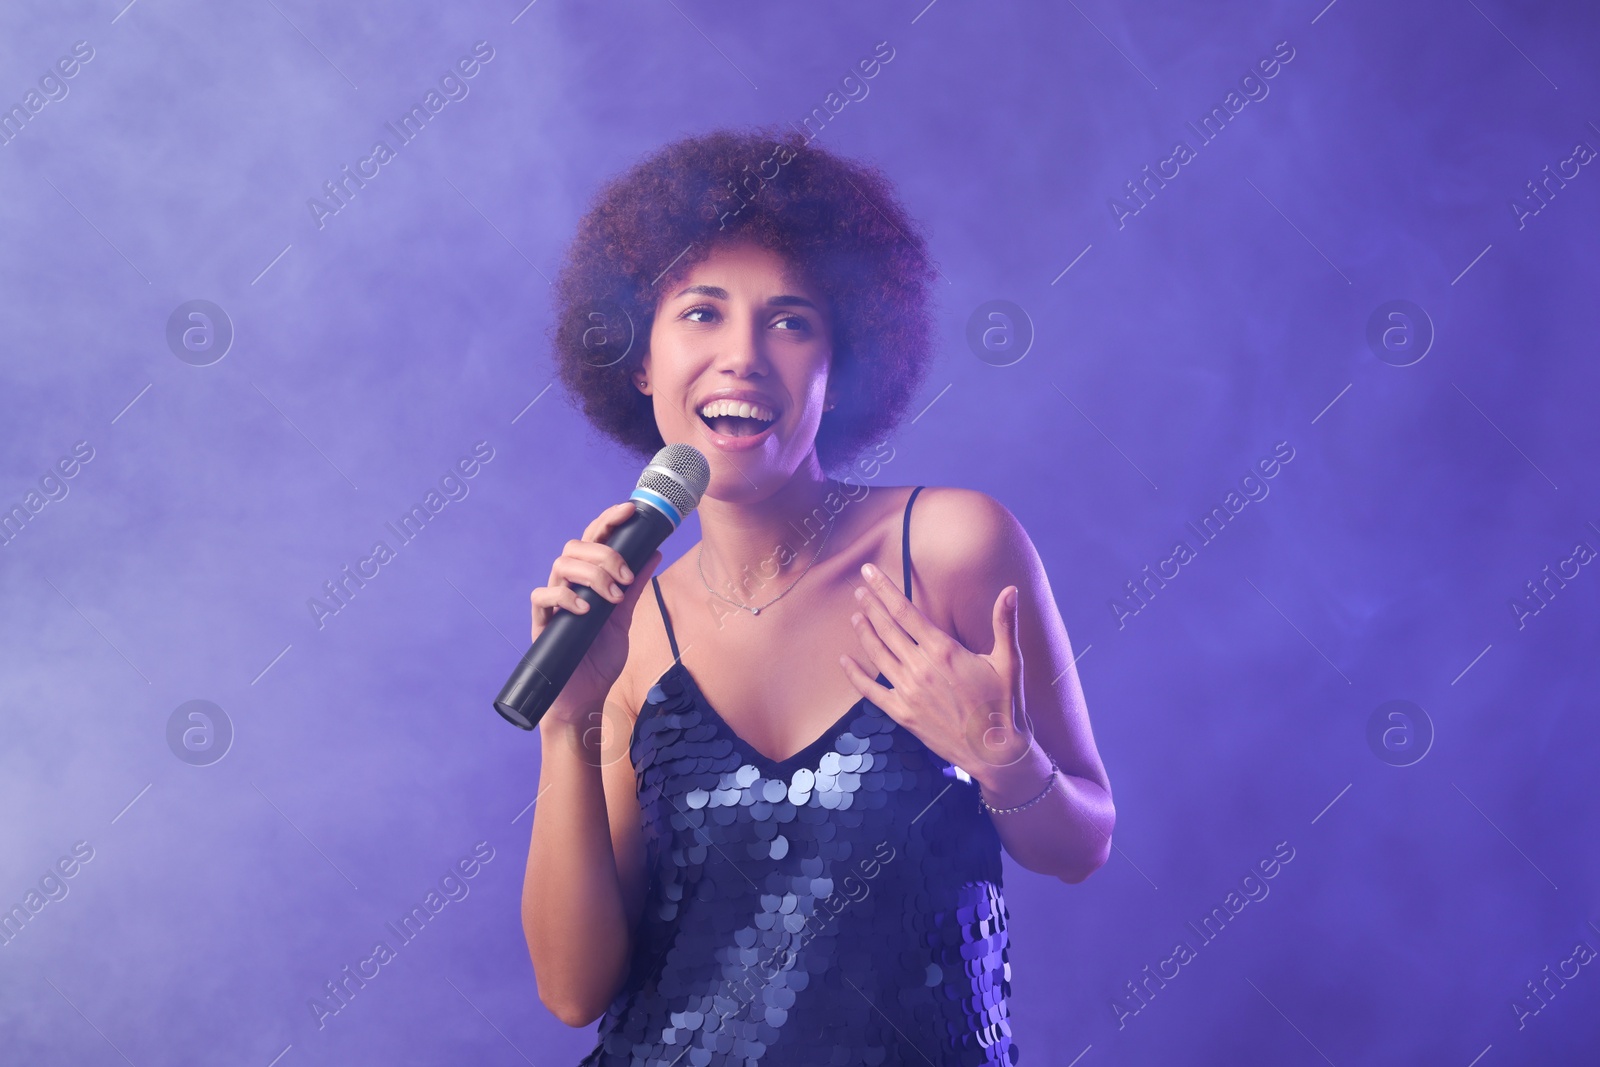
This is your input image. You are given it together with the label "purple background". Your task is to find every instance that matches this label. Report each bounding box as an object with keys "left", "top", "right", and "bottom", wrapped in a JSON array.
[{"left": 2, "top": 0, "right": 1597, "bottom": 1064}]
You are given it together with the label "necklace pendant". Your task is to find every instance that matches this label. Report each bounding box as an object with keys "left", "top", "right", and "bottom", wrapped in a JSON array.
[{"left": 751, "top": 607, "right": 761, "bottom": 616}]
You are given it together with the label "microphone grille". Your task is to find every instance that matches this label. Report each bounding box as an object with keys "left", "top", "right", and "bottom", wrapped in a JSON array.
[{"left": 637, "top": 444, "right": 711, "bottom": 516}]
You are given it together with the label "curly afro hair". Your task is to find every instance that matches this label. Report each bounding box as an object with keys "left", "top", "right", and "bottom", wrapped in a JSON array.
[{"left": 550, "top": 124, "right": 939, "bottom": 475}]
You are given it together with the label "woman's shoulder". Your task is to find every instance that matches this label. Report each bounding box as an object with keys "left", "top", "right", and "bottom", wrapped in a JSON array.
[
  {"left": 900, "top": 485, "right": 1037, "bottom": 648},
  {"left": 902, "top": 484, "right": 1025, "bottom": 560},
  {"left": 855, "top": 481, "right": 1012, "bottom": 529},
  {"left": 845, "top": 483, "right": 1027, "bottom": 580}
]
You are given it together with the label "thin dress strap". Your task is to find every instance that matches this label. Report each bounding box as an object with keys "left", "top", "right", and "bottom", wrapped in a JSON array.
[
  {"left": 650, "top": 575, "right": 680, "bottom": 661},
  {"left": 902, "top": 485, "right": 925, "bottom": 606}
]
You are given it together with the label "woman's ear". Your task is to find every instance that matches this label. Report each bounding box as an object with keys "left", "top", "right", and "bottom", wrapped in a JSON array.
[{"left": 632, "top": 348, "right": 655, "bottom": 395}]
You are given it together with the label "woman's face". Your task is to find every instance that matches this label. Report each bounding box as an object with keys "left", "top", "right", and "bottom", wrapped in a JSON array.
[{"left": 635, "top": 239, "right": 835, "bottom": 496}]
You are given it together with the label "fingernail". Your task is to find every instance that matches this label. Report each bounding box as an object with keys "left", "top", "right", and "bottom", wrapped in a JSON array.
[
  {"left": 610, "top": 583, "right": 623, "bottom": 598},
  {"left": 861, "top": 563, "right": 876, "bottom": 578},
  {"left": 854, "top": 586, "right": 865, "bottom": 600},
  {"left": 621, "top": 566, "right": 633, "bottom": 582}
]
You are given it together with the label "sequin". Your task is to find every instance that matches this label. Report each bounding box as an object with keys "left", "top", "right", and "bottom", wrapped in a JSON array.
[{"left": 579, "top": 486, "right": 1019, "bottom": 1066}]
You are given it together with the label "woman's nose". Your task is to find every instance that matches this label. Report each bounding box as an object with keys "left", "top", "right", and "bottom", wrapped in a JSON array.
[{"left": 715, "top": 315, "right": 769, "bottom": 373}]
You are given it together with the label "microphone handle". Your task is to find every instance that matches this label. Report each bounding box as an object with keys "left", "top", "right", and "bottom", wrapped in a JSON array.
[{"left": 493, "top": 501, "right": 676, "bottom": 730}]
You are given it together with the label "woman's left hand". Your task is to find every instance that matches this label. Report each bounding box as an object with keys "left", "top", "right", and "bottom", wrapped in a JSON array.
[{"left": 839, "top": 561, "right": 1035, "bottom": 778}]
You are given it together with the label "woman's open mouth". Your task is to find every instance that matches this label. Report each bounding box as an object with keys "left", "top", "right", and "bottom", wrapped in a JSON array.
[
  {"left": 696, "top": 399, "right": 780, "bottom": 449},
  {"left": 699, "top": 413, "right": 771, "bottom": 437}
]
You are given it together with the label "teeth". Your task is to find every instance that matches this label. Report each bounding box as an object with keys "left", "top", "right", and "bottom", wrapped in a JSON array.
[{"left": 698, "top": 399, "right": 776, "bottom": 422}]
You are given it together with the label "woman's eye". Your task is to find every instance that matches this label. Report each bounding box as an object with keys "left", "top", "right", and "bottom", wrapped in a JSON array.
[
  {"left": 682, "top": 305, "right": 718, "bottom": 323},
  {"left": 773, "top": 315, "right": 809, "bottom": 332}
]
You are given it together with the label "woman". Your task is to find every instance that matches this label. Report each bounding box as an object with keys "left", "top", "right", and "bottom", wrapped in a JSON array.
[{"left": 523, "top": 126, "right": 1113, "bottom": 1066}]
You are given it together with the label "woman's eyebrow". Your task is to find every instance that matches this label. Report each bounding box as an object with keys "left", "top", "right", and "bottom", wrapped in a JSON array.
[
  {"left": 670, "top": 284, "right": 819, "bottom": 312},
  {"left": 674, "top": 283, "right": 727, "bottom": 300}
]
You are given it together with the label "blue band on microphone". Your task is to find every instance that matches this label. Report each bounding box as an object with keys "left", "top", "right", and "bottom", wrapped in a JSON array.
[{"left": 630, "top": 487, "right": 684, "bottom": 528}]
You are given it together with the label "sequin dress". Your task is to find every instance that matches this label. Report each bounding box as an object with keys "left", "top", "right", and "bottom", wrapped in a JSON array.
[{"left": 579, "top": 486, "right": 1021, "bottom": 1066}]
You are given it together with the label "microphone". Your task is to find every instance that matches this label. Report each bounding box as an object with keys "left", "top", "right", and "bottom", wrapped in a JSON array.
[{"left": 493, "top": 443, "right": 711, "bottom": 730}]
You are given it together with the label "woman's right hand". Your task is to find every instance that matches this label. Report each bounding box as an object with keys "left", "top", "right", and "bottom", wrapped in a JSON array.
[{"left": 529, "top": 501, "right": 663, "bottom": 727}]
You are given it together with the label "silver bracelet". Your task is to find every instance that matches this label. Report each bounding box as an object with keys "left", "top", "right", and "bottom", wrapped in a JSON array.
[{"left": 980, "top": 757, "right": 1060, "bottom": 815}]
